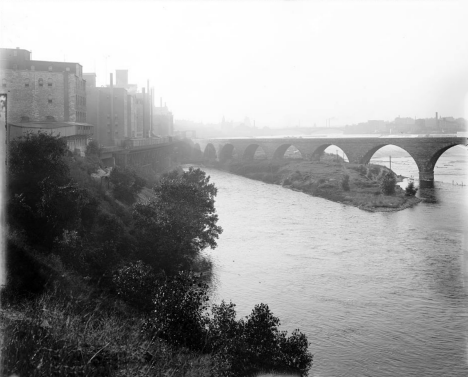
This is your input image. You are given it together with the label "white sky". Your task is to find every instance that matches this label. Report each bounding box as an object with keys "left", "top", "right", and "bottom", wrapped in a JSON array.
[{"left": 1, "top": 0, "right": 468, "bottom": 127}]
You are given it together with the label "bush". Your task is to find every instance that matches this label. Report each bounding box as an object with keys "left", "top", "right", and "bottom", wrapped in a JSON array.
[
  {"left": 85, "top": 139, "right": 101, "bottom": 157},
  {"left": 210, "top": 302, "right": 313, "bottom": 377},
  {"left": 405, "top": 181, "right": 418, "bottom": 196},
  {"left": 109, "top": 167, "right": 146, "bottom": 204},
  {"left": 148, "top": 271, "right": 210, "bottom": 350},
  {"left": 380, "top": 171, "right": 396, "bottom": 195},
  {"left": 112, "top": 261, "right": 158, "bottom": 312},
  {"left": 341, "top": 174, "right": 350, "bottom": 191}
]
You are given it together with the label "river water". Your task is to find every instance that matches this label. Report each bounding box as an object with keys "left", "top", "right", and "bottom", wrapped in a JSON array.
[{"left": 199, "top": 146, "right": 468, "bottom": 377}]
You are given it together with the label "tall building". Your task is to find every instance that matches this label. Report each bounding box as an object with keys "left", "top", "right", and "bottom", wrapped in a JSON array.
[
  {"left": 84, "top": 72, "right": 134, "bottom": 147},
  {"left": 0, "top": 47, "right": 93, "bottom": 155},
  {"left": 0, "top": 47, "right": 87, "bottom": 123},
  {"left": 153, "top": 98, "right": 173, "bottom": 136}
]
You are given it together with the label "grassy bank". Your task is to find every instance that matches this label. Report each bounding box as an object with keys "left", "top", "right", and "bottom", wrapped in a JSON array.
[{"left": 222, "top": 158, "right": 421, "bottom": 212}]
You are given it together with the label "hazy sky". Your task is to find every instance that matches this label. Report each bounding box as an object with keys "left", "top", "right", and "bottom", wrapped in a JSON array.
[{"left": 1, "top": 0, "right": 468, "bottom": 127}]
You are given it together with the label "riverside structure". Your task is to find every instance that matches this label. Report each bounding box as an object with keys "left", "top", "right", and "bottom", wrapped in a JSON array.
[{"left": 192, "top": 135, "right": 468, "bottom": 188}]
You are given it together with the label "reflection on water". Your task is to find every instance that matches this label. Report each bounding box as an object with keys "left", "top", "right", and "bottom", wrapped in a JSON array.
[
  {"left": 418, "top": 187, "right": 439, "bottom": 203},
  {"left": 202, "top": 155, "right": 468, "bottom": 377}
]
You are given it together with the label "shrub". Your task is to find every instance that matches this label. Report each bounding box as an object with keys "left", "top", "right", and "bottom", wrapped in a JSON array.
[
  {"left": 112, "top": 260, "right": 158, "bottom": 312},
  {"left": 210, "top": 302, "right": 313, "bottom": 377},
  {"left": 405, "top": 181, "right": 418, "bottom": 196},
  {"left": 380, "top": 171, "right": 396, "bottom": 195},
  {"left": 341, "top": 174, "right": 350, "bottom": 191},
  {"left": 85, "top": 139, "right": 101, "bottom": 157},
  {"left": 109, "top": 167, "right": 146, "bottom": 204},
  {"left": 149, "top": 271, "right": 210, "bottom": 351}
]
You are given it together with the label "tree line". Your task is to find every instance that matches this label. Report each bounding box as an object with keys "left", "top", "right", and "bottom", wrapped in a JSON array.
[{"left": 2, "top": 132, "right": 312, "bottom": 376}]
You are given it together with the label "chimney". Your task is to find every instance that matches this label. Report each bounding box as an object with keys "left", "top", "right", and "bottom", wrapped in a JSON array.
[{"left": 110, "top": 73, "right": 114, "bottom": 144}]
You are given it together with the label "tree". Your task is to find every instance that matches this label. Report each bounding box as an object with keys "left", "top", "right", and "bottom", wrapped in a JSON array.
[
  {"left": 341, "top": 174, "right": 350, "bottom": 191},
  {"left": 7, "top": 132, "right": 99, "bottom": 249},
  {"left": 132, "top": 167, "right": 223, "bottom": 272},
  {"left": 380, "top": 171, "right": 396, "bottom": 195},
  {"left": 209, "top": 302, "right": 313, "bottom": 377},
  {"left": 109, "top": 167, "right": 146, "bottom": 204},
  {"left": 405, "top": 181, "right": 418, "bottom": 196},
  {"left": 85, "top": 140, "right": 101, "bottom": 157}
]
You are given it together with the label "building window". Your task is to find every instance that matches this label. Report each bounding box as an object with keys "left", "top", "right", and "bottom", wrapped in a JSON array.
[
  {"left": 2, "top": 79, "right": 6, "bottom": 88},
  {"left": 24, "top": 78, "right": 30, "bottom": 87},
  {"left": 48, "top": 95, "right": 52, "bottom": 104},
  {"left": 48, "top": 78, "right": 52, "bottom": 87},
  {"left": 46, "top": 116, "right": 56, "bottom": 121},
  {"left": 20, "top": 116, "right": 30, "bottom": 122},
  {"left": 38, "top": 78, "right": 43, "bottom": 87}
]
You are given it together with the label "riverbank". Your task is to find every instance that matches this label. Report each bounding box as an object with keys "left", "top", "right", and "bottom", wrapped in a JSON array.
[{"left": 206, "top": 158, "right": 421, "bottom": 212}]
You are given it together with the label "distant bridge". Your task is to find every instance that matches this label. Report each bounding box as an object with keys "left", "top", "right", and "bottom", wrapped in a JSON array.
[{"left": 190, "top": 135, "right": 468, "bottom": 187}]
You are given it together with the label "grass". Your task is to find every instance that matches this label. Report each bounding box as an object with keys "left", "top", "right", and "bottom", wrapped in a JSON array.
[
  {"left": 222, "top": 159, "right": 421, "bottom": 212},
  {"left": 1, "top": 291, "right": 214, "bottom": 377}
]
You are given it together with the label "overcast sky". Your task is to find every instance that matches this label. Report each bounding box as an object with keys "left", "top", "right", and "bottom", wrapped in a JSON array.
[{"left": 1, "top": 0, "right": 468, "bottom": 127}]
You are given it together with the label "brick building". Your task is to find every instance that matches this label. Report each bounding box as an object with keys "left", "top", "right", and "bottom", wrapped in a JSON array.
[
  {"left": 0, "top": 47, "right": 87, "bottom": 124},
  {"left": 1, "top": 47, "right": 93, "bottom": 155},
  {"left": 84, "top": 73, "right": 134, "bottom": 147}
]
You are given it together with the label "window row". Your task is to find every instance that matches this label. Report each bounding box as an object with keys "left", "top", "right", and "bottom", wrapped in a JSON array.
[
  {"left": 76, "top": 95, "right": 86, "bottom": 107},
  {"left": 76, "top": 111, "right": 86, "bottom": 123}
]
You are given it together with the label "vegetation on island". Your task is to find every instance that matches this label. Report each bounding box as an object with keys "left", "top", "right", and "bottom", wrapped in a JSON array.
[
  {"left": 1, "top": 132, "right": 313, "bottom": 376},
  {"left": 221, "top": 154, "right": 421, "bottom": 212}
]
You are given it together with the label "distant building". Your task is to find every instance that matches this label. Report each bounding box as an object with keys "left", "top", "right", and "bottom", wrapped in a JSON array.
[
  {"left": 1, "top": 47, "right": 93, "bottom": 155},
  {"left": 0, "top": 47, "right": 87, "bottom": 124},
  {"left": 153, "top": 98, "right": 173, "bottom": 136},
  {"left": 84, "top": 72, "right": 134, "bottom": 147},
  {"left": 344, "top": 120, "right": 387, "bottom": 134}
]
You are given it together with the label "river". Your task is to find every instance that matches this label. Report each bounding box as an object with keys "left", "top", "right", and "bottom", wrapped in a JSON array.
[{"left": 199, "top": 146, "right": 468, "bottom": 377}]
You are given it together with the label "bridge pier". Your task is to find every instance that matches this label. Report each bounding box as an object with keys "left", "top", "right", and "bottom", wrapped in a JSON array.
[{"left": 419, "top": 170, "right": 434, "bottom": 188}]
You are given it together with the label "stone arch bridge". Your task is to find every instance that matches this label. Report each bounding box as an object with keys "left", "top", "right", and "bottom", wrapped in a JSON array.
[{"left": 190, "top": 136, "right": 467, "bottom": 188}]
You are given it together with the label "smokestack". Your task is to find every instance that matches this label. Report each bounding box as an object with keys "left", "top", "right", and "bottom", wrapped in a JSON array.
[
  {"left": 436, "top": 112, "right": 438, "bottom": 120},
  {"left": 142, "top": 87, "right": 146, "bottom": 137},
  {"left": 160, "top": 97, "right": 162, "bottom": 108},
  {"left": 110, "top": 73, "right": 114, "bottom": 144}
]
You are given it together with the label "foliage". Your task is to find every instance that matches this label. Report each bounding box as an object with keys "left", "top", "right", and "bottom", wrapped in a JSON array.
[
  {"left": 209, "top": 302, "right": 313, "bottom": 377},
  {"left": 405, "top": 181, "right": 418, "bottom": 196},
  {"left": 110, "top": 167, "right": 146, "bottom": 204},
  {"left": 145, "top": 273, "right": 313, "bottom": 376},
  {"left": 85, "top": 139, "right": 101, "bottom": 156},
  {"left": 7, "top": 133, "right": 98, "bottom": 249},
  {"left": 341, "top": 174, "right": 350, "bottom": 191},
  {"left": 112, "top": 261, "right": 158, "bottom": 312},
  {"left": 1, "top": 294, "right": 214, "bottom": 377},
  {"left": 133, "top": 167, "right": 222, "bottom": 272},
  {"left": 380, "top": 171, "right": 397, "bottom": 195},
  {"left": 149, "top": 271, "right": 211, "bottom": 350}
]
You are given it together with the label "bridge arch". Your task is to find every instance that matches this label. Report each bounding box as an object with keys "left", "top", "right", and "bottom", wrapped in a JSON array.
[
  {"left": 203, "top": 143, "right": 217, "bottom": 160},
  {"left": 427, "top": 143, "right": 465, "bottom": 171},
  {"left": 273, "top": 144, "right": 305, "bottom": 160},
  {"left": 242, "top": 143, "right": 268, "bottom": 160},
  {"left": 192, "top": 143, "right": 202, "bottom": 160},
  {"left": 311, "top": 144, "right": 350, "bottom": 162},
  {"left": 360, "top": 144, "right": 418, "bottom": 167},
  {"left": 219, "top": 143, "right": 238, "bottom": 162}
]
